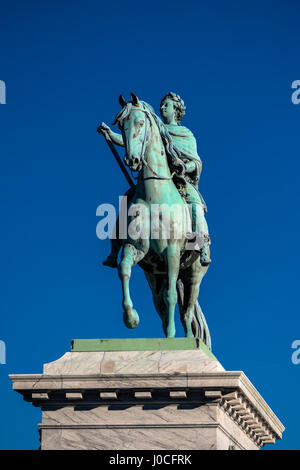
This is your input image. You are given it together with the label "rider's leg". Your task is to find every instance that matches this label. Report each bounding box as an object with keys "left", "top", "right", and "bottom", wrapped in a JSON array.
[{"left": 103, "top": 187, "right": 136, "bottom": 268}]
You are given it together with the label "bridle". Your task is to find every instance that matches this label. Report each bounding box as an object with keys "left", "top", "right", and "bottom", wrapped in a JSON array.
[{"left": 125, "top": 106, "right": 174, "bottom": 181}]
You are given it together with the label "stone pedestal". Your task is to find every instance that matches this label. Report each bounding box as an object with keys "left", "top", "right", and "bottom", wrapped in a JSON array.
[{"left": 10, "top": 338, "right": 284, "bottom": 450}]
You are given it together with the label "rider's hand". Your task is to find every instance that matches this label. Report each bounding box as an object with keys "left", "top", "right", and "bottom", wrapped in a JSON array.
[
  {"left": 174, "top": 160, "right": 186, "bottom": 176},
  {"left": 97, "top": 122, "right": 111, "bottom": 135}
]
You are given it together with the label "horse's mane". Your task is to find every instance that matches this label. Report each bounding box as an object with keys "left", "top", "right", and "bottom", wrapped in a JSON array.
[{"left": 113, "top": 101, "right": 184, "bottom": 175}]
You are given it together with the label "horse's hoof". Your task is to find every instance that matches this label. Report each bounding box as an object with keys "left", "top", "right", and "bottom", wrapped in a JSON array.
[
  {"left": 123, "top": 309, "right": 139, "bottom": 329},
  {"left": 185, "top": 331, "right": 194, "bottom": 338},
  {"left": 166, "top": 326, "right": 176, "bottom": 338}
]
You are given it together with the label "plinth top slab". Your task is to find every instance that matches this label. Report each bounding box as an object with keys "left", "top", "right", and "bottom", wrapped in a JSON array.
[{"left": 71, "top": 338, "right": 215, "bottom": 357}]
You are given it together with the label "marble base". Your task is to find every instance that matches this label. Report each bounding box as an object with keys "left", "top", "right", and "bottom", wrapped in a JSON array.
[{"left": 10, "top": 339, "right": 284, "bottom": 450}]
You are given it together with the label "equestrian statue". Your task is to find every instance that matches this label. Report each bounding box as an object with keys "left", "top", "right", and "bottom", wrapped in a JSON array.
[{"left": 97, "top": 92, "right": 212, "bottom": 348}]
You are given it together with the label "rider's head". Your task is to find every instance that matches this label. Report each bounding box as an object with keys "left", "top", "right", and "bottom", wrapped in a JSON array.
[{"left": 160, "top": 92, "right": 186, "bottom": 125}]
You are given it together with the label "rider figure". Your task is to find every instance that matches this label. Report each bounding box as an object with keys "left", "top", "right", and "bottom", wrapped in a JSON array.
[{"left": 98, "top": 92, "right": 211, "bottom": 267}]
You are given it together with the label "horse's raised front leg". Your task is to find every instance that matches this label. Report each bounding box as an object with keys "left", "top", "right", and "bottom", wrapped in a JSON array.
[
  {"left": 163, "top": 244, "right": 181, "bottom": 338},
  {"left": 118, "top": 243, "right": 140, "bottom": 329}
]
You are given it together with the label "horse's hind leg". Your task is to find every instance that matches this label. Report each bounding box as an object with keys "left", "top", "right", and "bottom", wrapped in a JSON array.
[
  {"left": 118, "top": 243, "right": 141, "bottom": 329},
  {"left": 144, "top": 271, "right": 168, "bottom": 336},
  {"left": 179, "top": 260, "right": 202, "bottom": 338},
  {"left": 163, "top": 245, "right": 181, "bottom": 338}
]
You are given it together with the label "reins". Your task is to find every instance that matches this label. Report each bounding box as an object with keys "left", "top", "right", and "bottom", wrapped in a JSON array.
[{"left": 130, "top": 106, "right": 175, "bottom": 182}]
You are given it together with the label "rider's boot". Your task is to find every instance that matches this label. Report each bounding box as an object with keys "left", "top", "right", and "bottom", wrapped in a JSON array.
[{"left": 103, "top": 239, "right": 122, "bottom": 268}]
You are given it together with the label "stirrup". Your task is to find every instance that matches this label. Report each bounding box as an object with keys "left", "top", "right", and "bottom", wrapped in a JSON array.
[{"left": 103, "top": 254, "right": 118, "bottom": 268}]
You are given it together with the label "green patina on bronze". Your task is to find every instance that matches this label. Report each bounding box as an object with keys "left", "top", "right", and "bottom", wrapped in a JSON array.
[
  {"left": 71, "top": 338, "right": 216, "bottom": 359},
  {"left": 97, "top": 93, "right": 212, "bottom": 348}
]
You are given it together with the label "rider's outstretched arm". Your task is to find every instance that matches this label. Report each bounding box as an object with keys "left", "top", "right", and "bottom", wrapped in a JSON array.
[
  {"left": 98, "top": 122, "right": 125, "bottom": 147},
  {"left": 109, "top": 130, "right": 124, "bottom": 147}
]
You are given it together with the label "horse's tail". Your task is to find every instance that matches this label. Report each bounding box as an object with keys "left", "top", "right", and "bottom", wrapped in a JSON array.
[{"left": 192, "top": 300, "right": 211, "bottom": 351}]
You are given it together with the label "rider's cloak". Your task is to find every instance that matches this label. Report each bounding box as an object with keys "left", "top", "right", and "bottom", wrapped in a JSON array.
[{"left": 166, "top": 124, "right": 207, "bottom": 210}]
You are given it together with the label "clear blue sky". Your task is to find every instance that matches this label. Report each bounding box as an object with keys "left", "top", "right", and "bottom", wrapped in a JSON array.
[{"left": 0, "top": 0, "right": 299, "bottom": 450}]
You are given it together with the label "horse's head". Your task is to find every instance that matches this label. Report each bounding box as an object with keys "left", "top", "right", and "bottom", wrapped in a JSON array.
[{"left": 113, "top": 93, "right": 150, "bottom": 172}]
